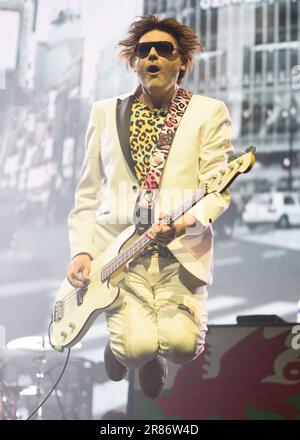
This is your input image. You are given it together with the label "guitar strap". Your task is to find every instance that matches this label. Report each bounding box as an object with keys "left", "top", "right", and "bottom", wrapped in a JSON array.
[{"left": 134, "top": 88, "right": 193, "bottom": 233}]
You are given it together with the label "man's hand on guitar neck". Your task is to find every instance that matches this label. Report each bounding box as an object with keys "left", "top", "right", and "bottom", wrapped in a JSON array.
[
  {"left": 145, "top": 212, "right": 196, "bottom": 246},
  {"left": 67, "top": 253, "right": 91, "bottom": 288}
]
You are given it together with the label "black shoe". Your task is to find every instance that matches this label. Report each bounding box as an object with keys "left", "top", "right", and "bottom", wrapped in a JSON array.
[
  {"left": 104, "top": 342, "right": 127, "bottom": 381},
  {"left": 138, "top": 356, "right": 168, "bottom": 399}
]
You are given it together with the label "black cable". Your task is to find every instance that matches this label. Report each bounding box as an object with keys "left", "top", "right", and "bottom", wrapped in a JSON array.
[
  {"left": 48, "top": 370, "right": 67, "bottom": 420},
  {"left": 26, "top": 320, "right": 70, "bottom": 420},
  {"left": 26, "top": 347, "right": 70, "bottom": 420}
]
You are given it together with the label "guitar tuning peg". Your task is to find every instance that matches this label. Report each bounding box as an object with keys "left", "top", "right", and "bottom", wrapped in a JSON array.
[
  {"left": 228, "top": 154, "right": 239, "bottom": 163},
  {"left": 245, "top": 145, "right": 256, "bottom": 153}
]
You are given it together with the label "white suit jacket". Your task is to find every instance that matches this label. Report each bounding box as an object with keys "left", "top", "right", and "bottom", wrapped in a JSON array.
[{"left": 68, "top": 90, "right": 234, "bottom": 286}]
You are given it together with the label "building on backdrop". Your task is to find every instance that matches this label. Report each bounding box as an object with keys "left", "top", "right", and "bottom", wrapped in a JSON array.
[{"left": 144, "top": 0, "right": 300, "bottom": 195}]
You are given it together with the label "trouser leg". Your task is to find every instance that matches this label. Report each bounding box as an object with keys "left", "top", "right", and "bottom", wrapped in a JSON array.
[
  {"left": 154, "top": 261, "right": 208, "bottom": 364},
  {"left": 105, "top": 256, "right": 208, "bottom": 368},
  {"left": 105, "top": 260, "right": 159, "bottom": 369}
]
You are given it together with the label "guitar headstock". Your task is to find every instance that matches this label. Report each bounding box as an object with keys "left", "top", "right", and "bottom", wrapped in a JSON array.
[{"left": 205, "top": 146, "right": 256, "bottom": 194}]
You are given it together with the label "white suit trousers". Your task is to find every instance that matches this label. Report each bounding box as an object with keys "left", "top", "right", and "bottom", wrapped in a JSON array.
[{"left": 105, "top": 255, "right": 208, "bottom": 369}]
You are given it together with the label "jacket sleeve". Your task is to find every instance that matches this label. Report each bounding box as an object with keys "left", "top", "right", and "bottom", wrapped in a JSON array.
[
  {"left": 184, "top": 100, "right": 234, "bottom": 235},
  {"left": 68, "top": 103, "right": 102, "bottom": 260}
]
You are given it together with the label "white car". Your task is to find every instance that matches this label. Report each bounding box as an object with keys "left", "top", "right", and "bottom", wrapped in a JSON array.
[{"left": 242, "top": 192, "right": 300, "bottom": 229}]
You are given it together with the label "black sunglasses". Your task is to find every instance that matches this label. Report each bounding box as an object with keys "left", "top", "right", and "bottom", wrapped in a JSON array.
[{"left": 135, "top": 41, "right": 179, "bottom": 59}]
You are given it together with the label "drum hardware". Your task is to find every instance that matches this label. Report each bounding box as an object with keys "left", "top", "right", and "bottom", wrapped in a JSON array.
[
  {"left": 2, "top": 336, "right": 93, "bottom": 419},
  {"left": 0, "top": 382, "right": 21, "bottom": 420},
  {"left": 6, "top": 335, "right": 81, "bottom": 352}
]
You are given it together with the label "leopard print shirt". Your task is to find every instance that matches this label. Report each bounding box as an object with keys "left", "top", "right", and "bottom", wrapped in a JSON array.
[
  {"left": 130, "top": 99, "right": 168, "bottom": 183},
  {"left": 129, "top": 99, "right": 175, "bottom": 259}
]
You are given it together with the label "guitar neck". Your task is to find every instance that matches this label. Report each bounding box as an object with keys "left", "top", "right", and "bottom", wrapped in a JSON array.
[
  {"left": 100, "top": 186, "right": 206, "bottom": 283},
  {"left": 159, "top": 187, "right": 206, "bottom": 225}
]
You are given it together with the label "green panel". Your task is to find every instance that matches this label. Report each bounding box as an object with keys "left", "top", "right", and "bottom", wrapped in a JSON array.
[{"left": 246, "top": 406, "right": 285, "bottom": 420}]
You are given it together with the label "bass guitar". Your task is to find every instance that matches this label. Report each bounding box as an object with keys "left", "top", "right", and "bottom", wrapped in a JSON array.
[{"left": 51, "top": 147, "right": 255, "bottom": 349}]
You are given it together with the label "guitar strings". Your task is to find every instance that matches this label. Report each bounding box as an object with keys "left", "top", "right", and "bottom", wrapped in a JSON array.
[
  {"left": 58, "top": 186, "right": 208, "bottom": 306},
  {"left": 59, "top": 188, "right": 206, "bottom": 306}
]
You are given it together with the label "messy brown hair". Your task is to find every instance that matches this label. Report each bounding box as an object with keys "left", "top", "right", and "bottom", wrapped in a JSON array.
[{"left": 118, "top": 15, "right": 204, "bottom": 84}]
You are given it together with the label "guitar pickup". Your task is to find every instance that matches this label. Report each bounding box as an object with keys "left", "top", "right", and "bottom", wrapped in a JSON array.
[{"left": 76, "top": 284, "right": 89, "bottom": 306}]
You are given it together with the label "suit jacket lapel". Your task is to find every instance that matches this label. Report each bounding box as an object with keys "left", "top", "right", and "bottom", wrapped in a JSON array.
[{"left": 116, "top": 94, "right": 137, "bottom": 181}]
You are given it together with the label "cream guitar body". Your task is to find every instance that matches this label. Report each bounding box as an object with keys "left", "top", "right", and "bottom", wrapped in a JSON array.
[{"left": 52, "top": 225, "right": 141, "bottom": 348}]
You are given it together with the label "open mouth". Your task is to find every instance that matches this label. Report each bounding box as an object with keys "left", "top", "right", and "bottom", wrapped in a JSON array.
[{"left": 147, "top": 65, "right": 160, "bottom": 74}]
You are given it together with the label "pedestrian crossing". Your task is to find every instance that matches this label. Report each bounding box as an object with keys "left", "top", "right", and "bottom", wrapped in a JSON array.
[
  {"left": 0, "top": 279, "right": 61, "bottom": 298},
  {"left": 214, "top": 256, "right": 243, "bottom": 267},
  {"left": 208, "top": 300, "right": 297, "bottom": 325},
  {"left": 261, "top": 249, "right": 287, "bottom": 259},
  {"left": 205, "top": 295, "right": 247, "bottom": 312},
  {"left": 234, "top": 226, "right": 300, "bottom": 251}
]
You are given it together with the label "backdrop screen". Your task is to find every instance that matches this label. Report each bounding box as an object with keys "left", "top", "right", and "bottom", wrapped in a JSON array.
[{"left": 0, "top": 10, "right": 20, "bottom": 70}]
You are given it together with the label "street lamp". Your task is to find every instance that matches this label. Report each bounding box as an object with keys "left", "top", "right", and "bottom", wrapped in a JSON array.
[
  {"left": 288, "top": 104, "right": 298, "bottom": 191},
  {"left": 281, "top": 102, "right": 299, "bottom": 191}
]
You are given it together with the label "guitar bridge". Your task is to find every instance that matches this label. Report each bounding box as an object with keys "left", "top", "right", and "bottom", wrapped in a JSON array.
[{"left": 53, "top": 301, "right": 64, "bottom": 321}]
